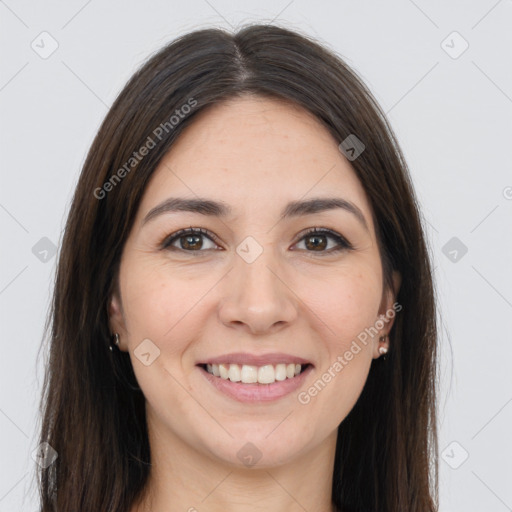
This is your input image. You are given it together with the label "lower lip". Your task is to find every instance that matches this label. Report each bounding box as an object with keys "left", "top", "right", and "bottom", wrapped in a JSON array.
[{"left": 197, "top": 364, "right": 314, "bottom": 403}]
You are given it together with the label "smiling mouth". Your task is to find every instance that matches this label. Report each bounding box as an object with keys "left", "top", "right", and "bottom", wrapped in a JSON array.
[{"left": 198, "top": 363, "right": 312, "bottom": 385}]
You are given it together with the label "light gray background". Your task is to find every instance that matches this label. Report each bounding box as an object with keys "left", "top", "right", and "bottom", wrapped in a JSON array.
[{"left": 1, "top": 1, "right": 511, "bottom": 510}]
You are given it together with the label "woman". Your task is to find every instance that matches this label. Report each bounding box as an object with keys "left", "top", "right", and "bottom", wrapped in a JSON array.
[{"left": 36, "top": 23, "right": 439, "bottom": 511}]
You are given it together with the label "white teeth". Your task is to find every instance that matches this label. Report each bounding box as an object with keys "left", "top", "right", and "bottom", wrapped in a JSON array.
[
  {"left": 258, "top": 365, "right": 275, "bottom": 384},
  {"left": 205, "top": 362, "right": 306, "bottom": 383},
  {"left": 240, "top": 365, "right": 258, "bottom": 383},
  {"left": 275, "top": 363, "right": 287, "bottom": 381},
  {"left": 219, "top": 363, "right": 229, "bottom": 379},
  {"left": 228, "top": 364, "right": 241, "bottom": 382}
]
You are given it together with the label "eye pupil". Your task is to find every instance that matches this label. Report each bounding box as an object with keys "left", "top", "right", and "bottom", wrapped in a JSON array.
[
  {"left": 306, "top": 235, "right": 327, "bottom": 251},
  {"left": 182, "top": 235, "right": 203, "bottom": 250}
]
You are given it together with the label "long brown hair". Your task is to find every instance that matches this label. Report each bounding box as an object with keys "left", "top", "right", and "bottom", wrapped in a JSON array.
[{"left": 36, "top": 23, "right": 438, "bottom": 511}]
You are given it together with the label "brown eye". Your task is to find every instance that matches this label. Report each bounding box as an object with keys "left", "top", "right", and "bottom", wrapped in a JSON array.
[
  {"left": 294, "top": 228, "right": 353, "bottom": 254},
  {"left": 304, "top": 233, "right": 328, "bottom": 251},
  {"left": 161, "top": 228, "right": 219, "bottom": 252},
  {"left": 179, "top": 234, "right": 204, "bottom": 250}
]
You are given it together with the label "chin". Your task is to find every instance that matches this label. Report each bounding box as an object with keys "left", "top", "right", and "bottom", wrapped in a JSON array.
[{"left": 199, "top": 427, "right": 313, "bottom": 470}]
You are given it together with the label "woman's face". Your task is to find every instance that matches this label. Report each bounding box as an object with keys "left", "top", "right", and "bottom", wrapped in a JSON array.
[{"left": 109, "top": 95, "right": 400, "bottom": 469}]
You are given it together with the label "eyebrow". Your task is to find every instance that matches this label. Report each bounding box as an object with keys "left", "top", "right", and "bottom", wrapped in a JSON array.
[{"left": 143, "top": 196, "right": 369, "bottom": 231}]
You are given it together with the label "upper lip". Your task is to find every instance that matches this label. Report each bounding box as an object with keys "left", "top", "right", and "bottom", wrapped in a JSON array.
[{"left": 197, "top": 352, "right": 313, "bottom": 367}]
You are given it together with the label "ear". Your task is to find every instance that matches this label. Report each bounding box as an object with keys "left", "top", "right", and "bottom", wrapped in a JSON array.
[
  {"left": 374, "top": 270, "right": 402, "bottom": 358},
  {"left": 108, "top": 291, "right": 128, "bottom": 351}
]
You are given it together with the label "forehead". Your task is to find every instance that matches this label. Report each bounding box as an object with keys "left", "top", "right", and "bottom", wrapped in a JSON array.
[{"left": 137, "top": 96, "right": 374, "bottom": 228}]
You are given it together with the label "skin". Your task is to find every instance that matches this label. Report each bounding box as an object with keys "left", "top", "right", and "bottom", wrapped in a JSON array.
[{"left": 109, "top": 95, "right": 401, "bottom": 512}]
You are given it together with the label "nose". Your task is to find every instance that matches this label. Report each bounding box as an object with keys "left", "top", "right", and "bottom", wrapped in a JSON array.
[{"left": 217, "top": 248, "right": 298, "bottom": 335}]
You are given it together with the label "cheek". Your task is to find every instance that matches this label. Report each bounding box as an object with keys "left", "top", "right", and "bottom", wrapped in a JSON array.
[
  {"left": 120, "top": 259, "right": 198, "bottom": 344},
  {"left": 118, "top": 262, "right": 203, "bottom": 404},
  {"left": 297, "top": 267, "right": 381, "bottom": 406},
  {"left": 302, "top": 266, "right": 382, "bottom": 343}
]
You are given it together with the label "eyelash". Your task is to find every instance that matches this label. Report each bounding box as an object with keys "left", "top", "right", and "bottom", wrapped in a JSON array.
[{"left": 160, "top": 227, "right": 353, "bottom": 255}]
